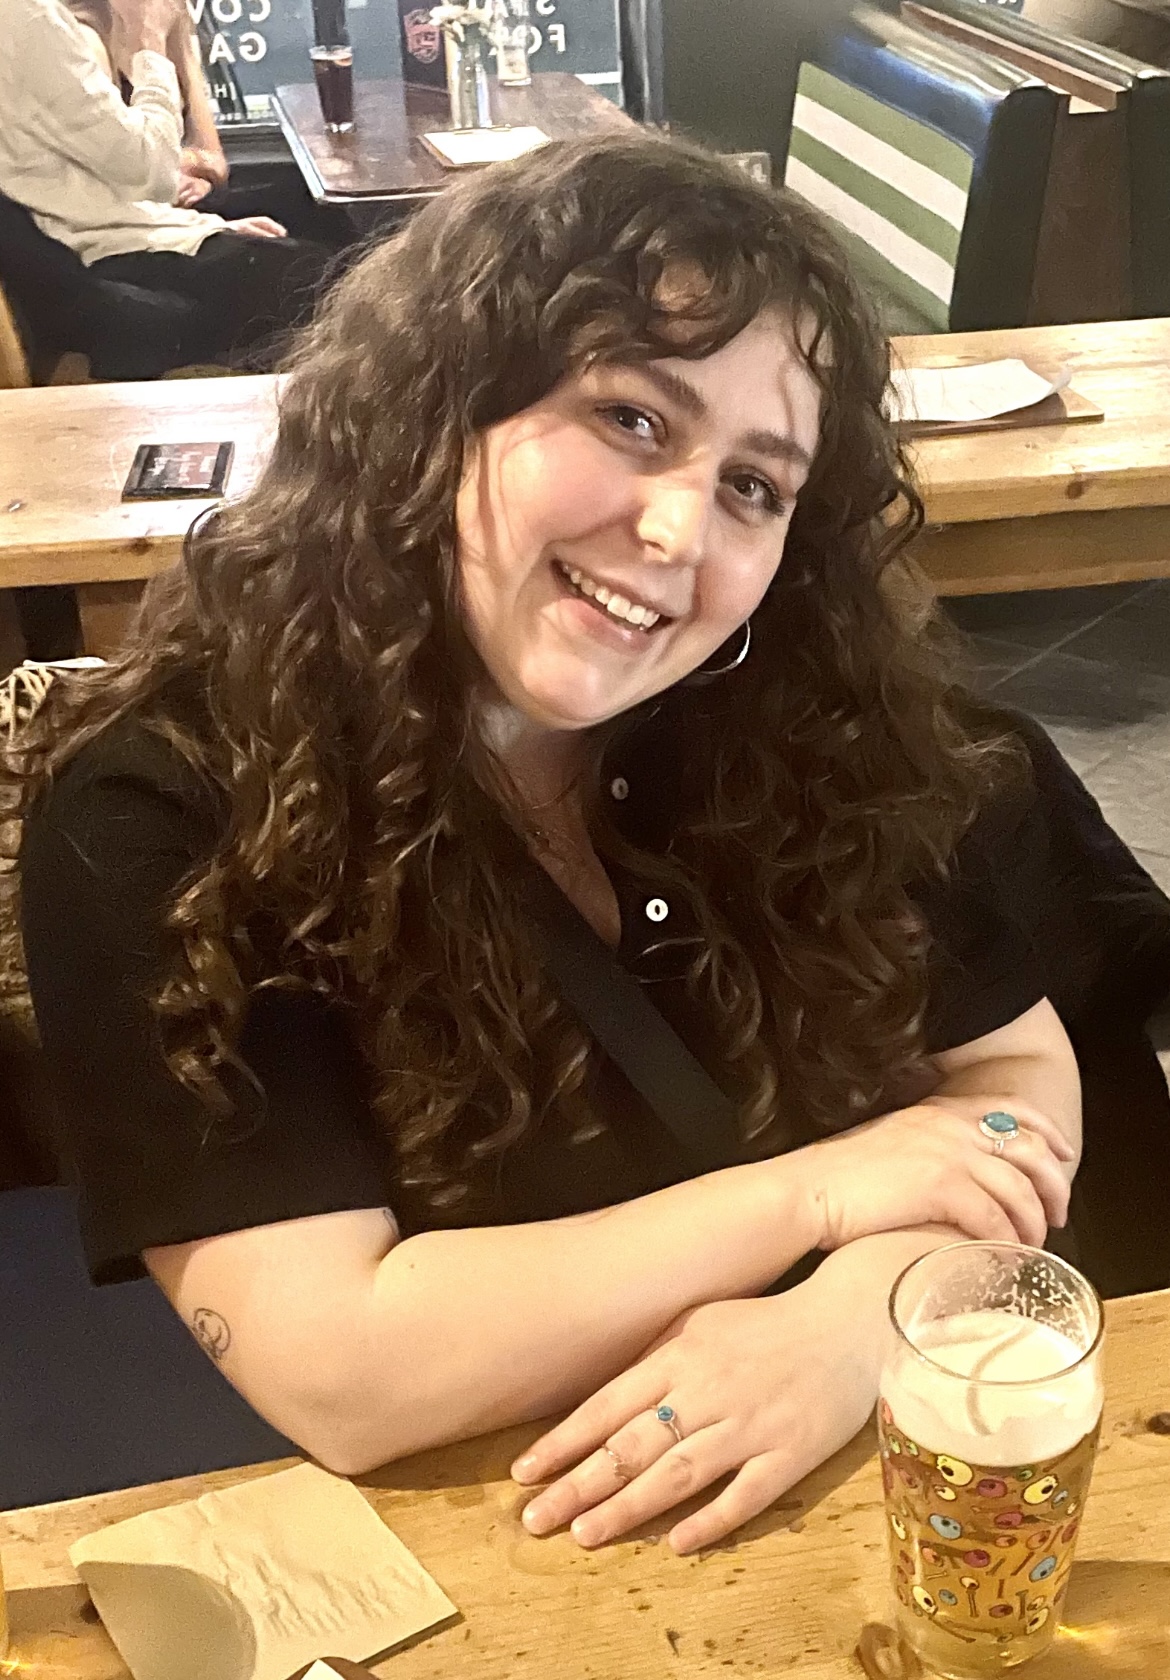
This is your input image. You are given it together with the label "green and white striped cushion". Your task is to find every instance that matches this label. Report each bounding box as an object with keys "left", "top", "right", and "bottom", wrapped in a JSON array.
[{"left": 785, "top": 62, "right": 975, "bottom": 332}]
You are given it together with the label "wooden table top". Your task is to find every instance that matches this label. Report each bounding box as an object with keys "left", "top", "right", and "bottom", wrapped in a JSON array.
[
  {"left": 3, "top": 1289, "right": 1169, "bottom": 1680},
  {"left": 895, "top": 316, "right": 1170, "bottom": 526},
  {"left": 0, "top": 375, "right": 278, "bottom": 590},
  {"left": 2, "top": 318, "right": 1170, "bottom": 595},
  {"left": 272, "top": 72, "right": 633, "bottom": 204}
]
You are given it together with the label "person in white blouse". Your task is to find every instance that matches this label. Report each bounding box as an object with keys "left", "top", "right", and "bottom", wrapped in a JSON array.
[
  {"left": 0, "top": 0, "right": 335, "bottom": 366},
  {"left": 62, "top": 0, "right": 235, "bottom": 211}
]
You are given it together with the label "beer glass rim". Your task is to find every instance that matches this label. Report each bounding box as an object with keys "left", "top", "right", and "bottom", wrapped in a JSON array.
[{"left": 887, "top": 1240, "right": 1104, "bottom": 1387}]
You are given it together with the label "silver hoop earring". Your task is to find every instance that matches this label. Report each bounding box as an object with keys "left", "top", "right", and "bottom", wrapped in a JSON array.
[{"left": 684, "top": 620, "right": 752, "bottom": 686}]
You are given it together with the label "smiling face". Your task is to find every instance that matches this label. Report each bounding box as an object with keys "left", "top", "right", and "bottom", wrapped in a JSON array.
[{"left": 455, "top": 309, "right": 822, "bottom": 738}]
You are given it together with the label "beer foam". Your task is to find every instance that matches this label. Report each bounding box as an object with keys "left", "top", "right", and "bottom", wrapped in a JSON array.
[{"left": 881, "top": 1310, "right": 1102, "bottom": 1466}]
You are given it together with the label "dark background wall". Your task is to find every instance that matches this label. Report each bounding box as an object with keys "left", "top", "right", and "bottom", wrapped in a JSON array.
[{"left": 648, "top": 0, "right": 859, "bottom": 170}]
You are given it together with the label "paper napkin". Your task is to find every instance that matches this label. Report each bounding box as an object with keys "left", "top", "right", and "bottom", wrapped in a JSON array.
[
  {"left": 888, "top": 358, "right": 1071, "bottom": 426},
  {"left": 69, "top": 1463, "right": 457, "bottom": 1680}
]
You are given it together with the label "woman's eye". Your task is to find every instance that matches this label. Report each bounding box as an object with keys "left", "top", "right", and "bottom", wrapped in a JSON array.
[
  {"left": 727, "top": 471, "right": 785, "bottom": 516},
  {"left": 602, "top": 404, "right": 659, "bottom": 442}
]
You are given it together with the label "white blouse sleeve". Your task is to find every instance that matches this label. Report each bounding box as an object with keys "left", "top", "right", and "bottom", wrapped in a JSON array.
[{"left": 10, "top": 0, "right": 182, "bottom": 202}]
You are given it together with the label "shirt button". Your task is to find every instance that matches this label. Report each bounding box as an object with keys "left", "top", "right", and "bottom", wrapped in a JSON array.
[
  {"left": 610, "top": 776, "right": 629, "bottom": 801},
  {"left": 645, "top": 897, "right": 669, "bottom": 924}
]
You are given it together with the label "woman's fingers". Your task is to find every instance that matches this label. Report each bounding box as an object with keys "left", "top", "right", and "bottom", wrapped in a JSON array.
[
  {"left": 945, "top": 1180, "right": 1027, "bottom": 1245},
  {"left": 962, "top": 1120, "right": 1070, "bottom": 1232},
  {"left": 522, "top": 1410, "right": 720, "bottom": 1543},
  {"left": 512, "top": 1362, "right": 665, "bottom": 1486},
  {"left": 668, "top": 1450, "right": 808, "bottom": 1555},
  {"left": 970, "top": 1157, "right": 1050, "bottom": 1248},
  {"left": 934, "top": 1096, "right": 1076, "bottom": 1164},
  {"left": 518, "top": 1442, "right": 640, "bottom": 1536},
  {"left": 1003, "top": 1136, "right": 1071, "bottom": 1229},
  {"left": 562, "top": 1421, "right": 734, "bottom": 1549}
]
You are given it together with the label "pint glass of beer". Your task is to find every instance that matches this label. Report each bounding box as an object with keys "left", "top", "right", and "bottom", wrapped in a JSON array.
[
  {"left": 879, "top": 1243, "right": 1103, "bottom": 1678},
  {"left": 310, "top": 0, "right": 355, "bottom": 131},
  {"left": 310, "top": 44, "right": 355, "bottom": 132}
]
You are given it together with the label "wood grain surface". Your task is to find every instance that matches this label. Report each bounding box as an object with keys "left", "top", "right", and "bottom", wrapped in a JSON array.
[
  {"left": 895, "top": 318, "right": 1170, "bottom": 526},
  {"left": 2, "top": 320, "right": 1170, "bottom": 611},
  {"left": 272, "top": 73, "right": 633, "bottom": 204},
  {"left": 0, "top": 375, "right": 278, "bottom": 591},
  {"left": 2, "top": 1290, "right": 1167, "bottom": 1680}
]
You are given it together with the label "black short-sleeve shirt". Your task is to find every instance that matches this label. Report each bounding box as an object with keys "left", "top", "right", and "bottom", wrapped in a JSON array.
[{"left": 20, "top": 721, "right": 1048, "bottom": 1283}]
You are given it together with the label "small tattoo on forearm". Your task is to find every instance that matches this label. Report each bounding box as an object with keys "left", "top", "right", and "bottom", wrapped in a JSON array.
[{"left": 192, "top": 1307, "right": 232, "bottom": 1362}]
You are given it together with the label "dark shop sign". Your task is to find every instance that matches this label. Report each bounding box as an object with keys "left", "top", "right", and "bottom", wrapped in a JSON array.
[{"left": 196, "top": 0, "right": 621, "bottom": 124}]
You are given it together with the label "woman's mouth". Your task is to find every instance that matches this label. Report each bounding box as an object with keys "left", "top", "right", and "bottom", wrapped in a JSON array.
[{"left": 552, "top": 559, "right": 671, "bottom": 634}]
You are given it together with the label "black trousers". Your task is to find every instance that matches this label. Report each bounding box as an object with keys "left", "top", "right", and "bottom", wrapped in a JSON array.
[{"left": 90, "top": 230, "right": 337, "bottom": 370}]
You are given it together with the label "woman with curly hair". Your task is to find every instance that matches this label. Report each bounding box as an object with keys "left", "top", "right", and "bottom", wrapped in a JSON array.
[{"left": 16, "top": 132, "right": 1077, "bottom": 1553}]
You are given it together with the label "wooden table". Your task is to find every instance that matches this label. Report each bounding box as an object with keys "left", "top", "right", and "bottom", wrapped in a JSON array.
[
  {"left": 272, "top": 72, "right": 633, "bottom": 208},
  {"left": 0, "top": 375, "right": 278, "bottom": 655},
  {"left": 2, "top": 1289, "right": 1168, "bottom": 1680},
  {"left": 3, "top": 318, "right": 1170, "bottom": 657},
  {"left": 898, "top": 316, "right": 1170, "bottom": 594}
]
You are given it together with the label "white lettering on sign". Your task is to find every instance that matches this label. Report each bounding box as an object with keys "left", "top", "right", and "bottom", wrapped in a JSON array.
[
  {"left": 190, "top": 0, "right": 269, "bottom": 73},
  {"left": 527, "top": 22, "right": 566, "bottom": 53},
  {"left": 534, "top": 0, "right": 555, "bottom": 13}
]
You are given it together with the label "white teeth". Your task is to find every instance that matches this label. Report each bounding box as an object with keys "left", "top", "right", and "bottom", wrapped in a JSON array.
[{"left": 557, "top": 561, "right": 664, "bottom": 630}]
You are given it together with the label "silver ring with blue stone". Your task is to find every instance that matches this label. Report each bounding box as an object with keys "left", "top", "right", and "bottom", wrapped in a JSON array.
[
  {"left": 979, "top": 1110, "right": 1021, "bottom": 1154},
  {"left": 655, "top": 1403, "right": 684, "bottom": 1444}
]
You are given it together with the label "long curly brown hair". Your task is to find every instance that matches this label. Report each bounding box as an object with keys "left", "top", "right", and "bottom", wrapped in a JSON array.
[{"left": 14, "top": 132, "right": 1013, "bottom": 1216}]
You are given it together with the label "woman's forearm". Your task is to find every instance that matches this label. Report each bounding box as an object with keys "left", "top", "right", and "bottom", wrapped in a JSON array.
[
  {"left": 343, "top": 1159, "right": 825, "bottom": 1465},
  {"left": 169, "top": 19, "right": 223, "bottom": 156},
  {"left": 157, "top": 1006, "right": 1080, "bottom": 1476},
  {"left": 178, "top": 1152, "right": 825, "bottom": 1475}
]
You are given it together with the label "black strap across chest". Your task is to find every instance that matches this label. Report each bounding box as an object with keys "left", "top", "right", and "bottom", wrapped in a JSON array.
[{"left": 514, "top": 847, "right": 742, "bottom": 1175}]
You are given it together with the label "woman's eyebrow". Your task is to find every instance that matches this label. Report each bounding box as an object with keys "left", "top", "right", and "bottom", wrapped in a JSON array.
[{"left": 634, "top": 363, "right": 813, "bottom": 473}]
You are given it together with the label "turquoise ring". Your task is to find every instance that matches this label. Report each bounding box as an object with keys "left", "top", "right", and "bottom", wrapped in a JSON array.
[
  {"left": 980, "top": 1111, "right": 1021, "bottom": 1153},
  {"left": 655, "top": 1403, "right": 684, "bottom": 1444}
]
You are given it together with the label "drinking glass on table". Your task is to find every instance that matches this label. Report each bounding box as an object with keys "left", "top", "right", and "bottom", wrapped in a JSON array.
[
  {"left": 310, "top": 0, "right": 355, "bottom": 132},
  {"left": 879, "top": 1243, "right": 1104, "bottom": 1678}
]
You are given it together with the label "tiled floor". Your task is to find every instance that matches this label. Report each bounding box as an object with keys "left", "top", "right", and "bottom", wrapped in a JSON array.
[{"left": 944, "top": 578, "right": 1170, "bottom": 898}]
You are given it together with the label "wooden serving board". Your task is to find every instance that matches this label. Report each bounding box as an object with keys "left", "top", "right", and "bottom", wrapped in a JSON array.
[{"left": 897, "top": 385, "right": 1104, "bottom": 440}]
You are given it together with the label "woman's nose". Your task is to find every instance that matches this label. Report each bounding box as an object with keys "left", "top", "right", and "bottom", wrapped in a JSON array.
[{"left": 634, "top": 476, "right": 711, "bottom": 566}]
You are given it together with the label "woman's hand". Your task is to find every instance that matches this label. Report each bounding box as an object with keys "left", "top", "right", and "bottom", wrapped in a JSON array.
[
  {"left": 179, "top": 145, "right": 229, "bottom": 189},
  {"left": 225, "top": 216, "right": 288, "bottom": 240},
  {"left": 793, "top": 1095, "right": 1074, "bottom": 1252},
  {"left": 175, "top": 171, "right": 213, "bottom": 207},
  {"left": 513, "top": 1263, "right": 882, "bottom": 1555}
]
